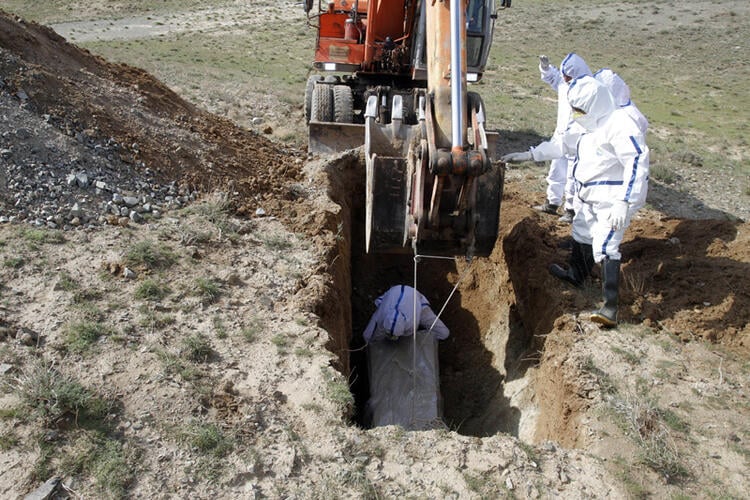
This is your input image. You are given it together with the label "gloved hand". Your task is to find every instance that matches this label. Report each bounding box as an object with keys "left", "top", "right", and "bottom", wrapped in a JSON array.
[
  {"left": 501, "top": 151, "right": 533, "bottom": 163},
  {"left": 608, "top": 200, "right": 629, "bottom": 230},
  {"left": 539, "top": 55, "right": 550, "bottom": 70}
]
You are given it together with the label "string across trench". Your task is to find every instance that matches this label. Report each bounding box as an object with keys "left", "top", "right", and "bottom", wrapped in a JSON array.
[{"left": 409, "top": 250, "right": 473, "bottom": 428}]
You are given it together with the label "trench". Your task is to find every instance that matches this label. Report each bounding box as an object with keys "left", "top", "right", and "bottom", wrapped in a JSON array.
[{"left": 316, "top": 152, "right": 565, "bottom": 440}]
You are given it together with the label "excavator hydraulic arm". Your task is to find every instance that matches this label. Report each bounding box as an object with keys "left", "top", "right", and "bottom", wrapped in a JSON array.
[
  {"left": 306, "top": 0, "right": 503, "bottom": 257},
  {"left": 365, "top": 0, "right": 501, "bottom": 257}
]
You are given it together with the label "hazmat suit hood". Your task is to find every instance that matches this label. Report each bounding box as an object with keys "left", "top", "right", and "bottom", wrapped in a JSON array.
[
  {"left": 567, "top": 75, "right": 616, "bottom": 131},
  {"left": 560, "top": 53, "right": 592, "bottom": 79},
  {"left": 594, "top": 68, "right": 631, "bottom": 107}
]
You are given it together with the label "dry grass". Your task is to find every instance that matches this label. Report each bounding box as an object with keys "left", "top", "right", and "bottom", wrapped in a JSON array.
[{"left": 612, "top": 394, "right": 690, "bottom": 484}]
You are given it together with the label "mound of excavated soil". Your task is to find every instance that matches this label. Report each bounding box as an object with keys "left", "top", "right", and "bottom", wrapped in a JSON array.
[{"left": 0, "top": 10, "right": 308, "bottom": 223}]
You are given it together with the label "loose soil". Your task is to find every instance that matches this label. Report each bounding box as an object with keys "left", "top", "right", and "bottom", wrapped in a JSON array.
[{"left": 0, "top": 6, "right": 748, "bottom": 500}]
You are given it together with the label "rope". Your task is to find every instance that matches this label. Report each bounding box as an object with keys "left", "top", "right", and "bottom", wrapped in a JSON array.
[{"left": 410, "top": 249, "right": 473, "bottom": 428}]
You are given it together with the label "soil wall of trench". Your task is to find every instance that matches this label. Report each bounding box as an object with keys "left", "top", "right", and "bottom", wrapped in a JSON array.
[{"left": 303, "top": 152, "right": 582, "bottom": 445}]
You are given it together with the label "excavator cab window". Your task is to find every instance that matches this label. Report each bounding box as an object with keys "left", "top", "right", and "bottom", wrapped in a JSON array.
[
  {"left": 467, "top": 0, "right": 485, "bottom": 33},
  {"left": 466, "top": 0, "right": 489, "bottom": 68},
  {"left": 411, "top": 0, "right": 493, "bottom": 80}
]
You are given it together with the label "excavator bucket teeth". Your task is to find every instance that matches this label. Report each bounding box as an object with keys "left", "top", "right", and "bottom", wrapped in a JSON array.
[{"left": 308, "top": 122, "right": 365, "bottom": 154}]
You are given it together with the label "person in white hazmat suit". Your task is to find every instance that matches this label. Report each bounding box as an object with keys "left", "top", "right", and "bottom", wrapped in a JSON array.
[
  {"left": 594, "top": 68, "right": 648, "bottom": 135},
  {"left": 549, "top": 75, "right": 649, "bottom": 327},
  {"left": 363, "top": 285, "right": 449, "bottom": 343},
  {"left": 501, "top": 53, "right": 592, "bottom": 222}
]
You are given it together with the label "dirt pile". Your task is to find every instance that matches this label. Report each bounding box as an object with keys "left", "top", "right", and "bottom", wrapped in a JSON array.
[{"left": 0, "top": 10, "right": 307, "bottom": 224}]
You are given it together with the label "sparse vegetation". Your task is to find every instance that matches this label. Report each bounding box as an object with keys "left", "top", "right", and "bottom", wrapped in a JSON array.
[
  {"left": 659, "top": 408, "right": 690, "bottom": 434},
  {"left": 611, "top": 346, "right": 642, "bottom": 365},
  {"left": 325, "top": 372, "right": 354, "bottom": 417},
  {"left": 611, "top": 394, "right": 690, "bottom": 484},
  {"left": 0, "top": 1, "right": 747, "bottom": 498},
  {"left": 650, "top": 164, "right": 678, "bottom": 185},
  {"left": 156, "top": 349, "right": 204, "bottom": 381},
  {"left": 18, "top": 228, "right": 66, "bottom": 245},
  {"left": 14, "top": 362, "right": 111, "bottom": 426},
  {"left": 581, "top": 356, "right": 618, "bottom": 395},
  {"left": 124, "top": 240, "right": 177, "bottom": 270},
  {"left": 294, "top": 346, "right": 313, "bottom": 357},
  {"left": 271, "top": 333, "right": 289, "bottom": 354},
  {"left": 181, "top": 333, "right": 212, "bottom": 362},
  {"left": 189, "top": 195, "right": 238, "bottom": 237},
  {"left": 463, "top": 470, "right": 506, "bottom": 498},
  {"left": 72, "top": 287, "right": 104, "bottom": 304},
  {"left": 138, "top": 306, "right": 176, "bottom": 329},
  {"left": 134, "top": 278, "right": 171, "bottom": 301},
  {"left": 180, "top": 420, "right": 232, "bottom": 457},
  {"left": 612, "top": 456, "right": 651, "bottom": 499},
  {"left": 212, "top": 314, "right": 227, "bottom": 338},
  {"left": 0, "top": 429, "right": 19, "bottom": 450},
  {"left": 55, "top": 271, "right": 79, "bottom": 291},
  {"left": 262, "top": 234, "right": 293, "bottom": 251},
  {"left": 63, "top": 321, "right": 111, "bottom": 353},
  {"left": 192, "top": 277, "right": 221, "bottom": 304},
  {"left": 3, "top": 256, "right": 24, "bottom": 268},
  {"left": 90, "top": 438, "right": 134, "bottom": 498},
  {"left": 241, "top": 316, "right": 265, "bottom": 342}
]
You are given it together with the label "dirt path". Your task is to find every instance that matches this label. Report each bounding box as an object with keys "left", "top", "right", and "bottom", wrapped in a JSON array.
[{"left": 50, "top": 1, "right": 301, "bottom": 43}]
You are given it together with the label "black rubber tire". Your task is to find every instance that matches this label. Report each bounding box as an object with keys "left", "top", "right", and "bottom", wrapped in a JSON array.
[
  {"left": 310, "top": 83, "right": 334, "bottom": 123},
  {"left": 304, "top": 75, "right": 323, "bottom": 123},
  {"left": 333, "top": 85, "right": 354, "bottom": 123}
]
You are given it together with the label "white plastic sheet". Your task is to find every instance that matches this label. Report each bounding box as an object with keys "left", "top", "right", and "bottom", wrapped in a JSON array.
[{"left": 364, "top": 329, "right": 445, "bottom": 430}]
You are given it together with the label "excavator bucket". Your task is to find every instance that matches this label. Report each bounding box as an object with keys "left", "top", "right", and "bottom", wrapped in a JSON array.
[
  {"left": 308, "top": 121, "right": 365, "bottom": 154},
  {"left": 364, "top": 95, "right": 419, "bottom": 254},
  {"left": 364, "top": 94, "right": 503, "bottom": 257}
]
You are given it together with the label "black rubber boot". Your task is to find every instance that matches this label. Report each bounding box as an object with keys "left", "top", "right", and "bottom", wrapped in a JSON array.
[
  {"left": 558, "top": 209, "right": 575, "bottom": 224},
  {"left": 591, "top": 258, "right": 620, "bottom": 328},
  {"left": 580, "top": 243, "right": 595, "bottom": 276},
  {"left": 549, "top": 240, "right": 591, "bottom": 287},
  {"left": 534, "top": 201, "right": 559, "bottom": 215}
]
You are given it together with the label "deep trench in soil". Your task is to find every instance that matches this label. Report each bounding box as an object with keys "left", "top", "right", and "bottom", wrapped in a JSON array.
[{"left": 321, "top": 153, "right": 547, "bottom": 438}]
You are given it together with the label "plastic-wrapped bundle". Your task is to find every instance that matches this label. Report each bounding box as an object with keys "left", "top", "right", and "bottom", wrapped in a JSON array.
[{"left": 364, "top": 329, "right": 446, "bottom": 430}]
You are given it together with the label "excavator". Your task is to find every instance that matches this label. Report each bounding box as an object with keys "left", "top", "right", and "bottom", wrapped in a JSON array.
[{"left": 304, "top": 0, "right": 503, "bottom": 258}]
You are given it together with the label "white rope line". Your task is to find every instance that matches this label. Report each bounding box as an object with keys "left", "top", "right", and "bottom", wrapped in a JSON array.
[
  {"left": 412, "top": 252, "right": 418, "bottom": 428},
  {"left": 410, "top": 251, "right": 473, "bottom": 428}
]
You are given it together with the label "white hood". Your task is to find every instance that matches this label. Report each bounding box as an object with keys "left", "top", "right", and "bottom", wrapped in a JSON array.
[
  {"left": 560, "top": 53, "right": 592, "bottom": 79},
  {"left": 567, "top": 75, "right": 616, "bottom": 131},
  {"left": 594, "top": 68, "right": 631, "bottom": 107}
]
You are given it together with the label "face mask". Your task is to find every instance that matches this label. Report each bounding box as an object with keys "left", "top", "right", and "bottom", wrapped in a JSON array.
[{"left": 573, "top": 112, "right": 599, "bottom": 132}]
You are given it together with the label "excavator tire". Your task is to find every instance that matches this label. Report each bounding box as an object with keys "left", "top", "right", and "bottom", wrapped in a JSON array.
[
  {"left": 304, "top": 75, "right": 323, "bottom": 123},
  {"left": 333, "top": 85, "right": 354, "bottom": 123},
  {"left": 310, "top": 83, "right": 334, "bottom": 122}
]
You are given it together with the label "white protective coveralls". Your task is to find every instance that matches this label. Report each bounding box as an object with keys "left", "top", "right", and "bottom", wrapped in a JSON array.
[
  {"left": 567, "top": 76, "right": 650, "bottom": 262},
  {"left": 593, "top": 68, "right": 649, "bottom": 135},
  {"left": 363, "top": 285, "right": 449, "bottom": 344},
  {"left": 531, "top": 53, "right": 592, "bottom": 211}
]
